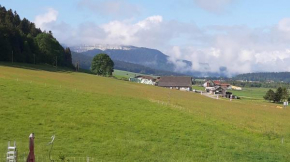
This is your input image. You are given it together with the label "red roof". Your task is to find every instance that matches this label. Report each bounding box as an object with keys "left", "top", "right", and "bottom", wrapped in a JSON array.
[
  {"left": 213, "top": 81, "right": 230, "bottom": 86},
  {"left": 213, "top": 81, "right": 221, "bottom": 85}
]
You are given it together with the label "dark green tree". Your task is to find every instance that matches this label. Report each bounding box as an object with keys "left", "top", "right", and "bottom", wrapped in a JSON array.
[
  {"left": 274, "top": 87, "right": 283, "bottom": 103},
  {"left": 263, "top": 89, "right": 275, "bottom": 102},
  {"left": 64, "top": 47, "right": 73, "bottom": 67},
  {"left": 91, "top": 53, "right": 114, "bottom": 76},
  {"left": 35, "top": 32, "right": 64, "bottom": 65},
  {"left": 281, "top": 87, "right": 289, "bottom": 102}
]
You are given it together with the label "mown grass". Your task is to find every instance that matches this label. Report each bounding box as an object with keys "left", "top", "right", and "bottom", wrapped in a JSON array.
[
  {"left": 113, "top": 70, "right": 141, "bottom": 80},
  {"left": 113, "top": 70, "right": 157, "bottom": 80},
  {"left": 1, "top": 63, "right": 290, "bottom": 161},
  {"left": 228, "top": 88, "right": 269, "bottom": 101},
  {"left": 192, "top": 85, "right": 205, "bottom": 91}
]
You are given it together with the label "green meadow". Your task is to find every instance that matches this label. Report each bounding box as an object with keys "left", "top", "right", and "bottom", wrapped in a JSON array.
[
  {"left": 228, "top": 88, "right": 269, "bottom": 101},
  {"left": 1, "top": 63, "right": 290, "bottom": 161},
  {"left": 113, "top": 70, "right": 141, "bottom": 79},
  {"left": 113, "top": 70, "right": 157, "bottom": 80}
]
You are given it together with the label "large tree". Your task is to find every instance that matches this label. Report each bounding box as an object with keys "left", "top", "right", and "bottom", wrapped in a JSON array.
[
  {"left": 274, "top": 87, "right": 283, "bottom": 103},
  {"left": 263, "top": 89, "right": 275, "bottom": 102},
  {"left": 281, "top": 87, "right": 289, "bottom": 102},
  {"left": 91, "top": 53, "right": 114, "bottom": 76}
]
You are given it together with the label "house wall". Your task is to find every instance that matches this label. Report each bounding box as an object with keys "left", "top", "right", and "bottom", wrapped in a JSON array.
[
  {"left": 140, "top": 79, "right": 155, "bottom": 85},
  {"left": 165, "top": 86, "right": 191, "bottom": 91}
]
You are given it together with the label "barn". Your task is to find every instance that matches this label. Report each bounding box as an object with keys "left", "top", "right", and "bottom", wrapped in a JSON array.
[{"left": 157, "top": 76, "right": 193, "bottom": 91}]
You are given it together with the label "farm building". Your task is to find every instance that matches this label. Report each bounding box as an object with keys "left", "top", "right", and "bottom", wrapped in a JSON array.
[
  {"left": 157, "top": 76, "right": 193, "bottom": 91},
  {"left": 203, "top": 80, "right": 231, "bottom": 89},
  {"left": 129, "top": 75, "right": 156, "bottom": 85},
  {"left": 203, "top": 80, "right": 231, "bottom": 96}
]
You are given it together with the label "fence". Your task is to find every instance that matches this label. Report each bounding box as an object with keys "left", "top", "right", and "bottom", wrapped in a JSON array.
[{"left": 2, "top": 153, "right": 99, "bottom": 162}]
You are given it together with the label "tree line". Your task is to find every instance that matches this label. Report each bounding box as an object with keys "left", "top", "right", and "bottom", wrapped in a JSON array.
[
  {"left": 0, "top": 6, "right": 72, "bottom": 67},
  {"left": 227, "top": 80, "right": 290, "bottom": 89},
  {"left": 234, "top": 72, "right": 290, "bottom": 83},
  {"left": 264, "top": 87, "right": 289, "bottom": 103}
]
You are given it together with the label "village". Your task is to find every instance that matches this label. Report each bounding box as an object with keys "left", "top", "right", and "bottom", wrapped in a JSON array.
[{"left": 129, "top": 75, "right": 243, "bottom": 99}]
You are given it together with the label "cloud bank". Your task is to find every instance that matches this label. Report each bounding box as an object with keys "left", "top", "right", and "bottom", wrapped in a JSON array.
[
  {"left": 78, "top": 0, "right": 140, "bottom": 18},
  {"left": 35, "top": 8, "right": 290, "bottom": 76},
  {"left": 193, "top": 0, "right": 234, "bottom": 13},
  {"left": 34, "top": 8, "right": 58, "bottom": 30}
]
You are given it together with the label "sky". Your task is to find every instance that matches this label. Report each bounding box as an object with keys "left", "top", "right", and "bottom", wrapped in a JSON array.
[{"left": 1, "top": 0, "right": 290, "bottom": 76}]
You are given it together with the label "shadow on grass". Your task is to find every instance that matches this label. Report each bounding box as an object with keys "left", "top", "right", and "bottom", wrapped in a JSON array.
[
  {"left": 0, "top": 62, "right": 123, "bottom": 79},
  {"left": 0, "top": 62, "right": 83, "bottom": 74}
]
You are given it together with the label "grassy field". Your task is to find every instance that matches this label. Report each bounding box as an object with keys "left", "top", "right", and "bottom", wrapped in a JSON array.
[
  {"left": 193, "top": 85, "right": 268, "bottom": 101},
  {"left": 192, "top": 85, "right": 205, "bottom": 91},
  {"left": 228, "top": 88, "right": 269, "bottom": 101},
  {"left": 1, "top": 63, "right": 290, "bottom": 161},
  {"left": 113, "top": 70, "right": 157, "bottom": 80}
]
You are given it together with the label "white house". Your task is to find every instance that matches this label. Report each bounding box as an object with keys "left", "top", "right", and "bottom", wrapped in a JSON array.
[{"left": 129, "top": 76, "right": 156, "bottom": 85}]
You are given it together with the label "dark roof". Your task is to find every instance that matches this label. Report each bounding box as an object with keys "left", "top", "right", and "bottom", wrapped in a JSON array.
[{"left": 158, "top": 76, "right": 192, "bottom": 87}]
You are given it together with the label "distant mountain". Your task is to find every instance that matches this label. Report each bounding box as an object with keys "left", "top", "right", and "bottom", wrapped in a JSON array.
[
  {"left": 71, "top": 52, "right": 185, "bottom": 76},
  {"left": 70, "top": 45, "right": 228, "bottom": 77},
  {"left": 70, "top": 45, "right": 192, "bottom": 72},
  {"left": 234, "top": 72, "right": 290, "bottom": 83}
]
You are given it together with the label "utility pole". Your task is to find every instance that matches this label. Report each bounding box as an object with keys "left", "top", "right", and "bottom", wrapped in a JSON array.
[{"left": 12, "top": 50, "right": 13, "bottom": 64}]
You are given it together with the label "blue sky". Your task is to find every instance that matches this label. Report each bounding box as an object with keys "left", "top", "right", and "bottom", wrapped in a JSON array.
[
  {"left": 1, "top": 0, "right": 290, "bottom": 75},
  {"left": 2, "top": 0, "right": 290, "bottom": 27}
]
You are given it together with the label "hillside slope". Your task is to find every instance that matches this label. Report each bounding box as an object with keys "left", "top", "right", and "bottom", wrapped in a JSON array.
[{"left": 0, "top": 63, "right": 290, "bottom": 161}]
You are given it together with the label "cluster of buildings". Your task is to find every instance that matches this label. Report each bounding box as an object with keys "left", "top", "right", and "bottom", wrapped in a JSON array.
[
  {"left": 129, "top": 75, "right": 242, "bottom": 99},
  {"left": 129, "top": 76, "right": 193, "bottom": 91},
  {"left": 202, "top": 80, "right": 242, "bottom": 98}
]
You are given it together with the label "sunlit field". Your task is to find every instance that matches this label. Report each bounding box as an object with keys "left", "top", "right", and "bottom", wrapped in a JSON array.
[{"left": 1, "top": 63, "right": 290, "bottom": 161}]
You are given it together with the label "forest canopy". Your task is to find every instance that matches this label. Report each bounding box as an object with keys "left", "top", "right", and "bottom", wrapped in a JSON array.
[{"left": 0, "top": 5, "right": 72, "bottom": 67}]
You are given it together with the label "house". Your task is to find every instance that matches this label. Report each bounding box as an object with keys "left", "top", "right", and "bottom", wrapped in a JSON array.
[
  {"left": 129, "top": 75, "right": 156, "bottom": 85},
  {"left": 157, "top": 76, "right": 193, "bottom": 91},
  {"left": 203, "top": 80, "right": 231, "bottom": 96},
  {"left": 203, "top": 80, "right": 215, "bottom": 87},
  {"left": 203, "top": 80, "right": 231, "bottom": 89},
  {"left": 214, "top": 86, "right": 227, "bottom": 97}
]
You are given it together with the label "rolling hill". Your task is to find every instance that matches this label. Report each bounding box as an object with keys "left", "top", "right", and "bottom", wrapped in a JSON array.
[{"left": 0, "top": 62, "right": 290, "bottom": 161}]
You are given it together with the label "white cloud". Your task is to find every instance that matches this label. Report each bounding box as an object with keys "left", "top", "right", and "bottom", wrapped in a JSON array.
[
  {"left": 34, "top": 8, "right": 58, "bottom": 30},
  {"left": 193, "top": 0, "right": 233, "bottom": 13},
  {"left": 278, "top": 18, "right": 290, "bottom": 32},
  {"left": 34, "top": 9, "right": 290, "bottom": 76},
  {"left": 78, "top": 0, "right": 140, "bottom": 18}
]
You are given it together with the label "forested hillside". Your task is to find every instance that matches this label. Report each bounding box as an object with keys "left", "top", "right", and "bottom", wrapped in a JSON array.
[
  {"left": 234, "top": 72, "right": 290, "bottom": 83},
  {"left": 0, "top": 5, "right": 72, "bottom": 67}
]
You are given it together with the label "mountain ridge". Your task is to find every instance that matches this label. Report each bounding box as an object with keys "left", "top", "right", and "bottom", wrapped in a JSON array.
[{"left": 70, "top": 44, "right": 192, "bottom": 73}]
